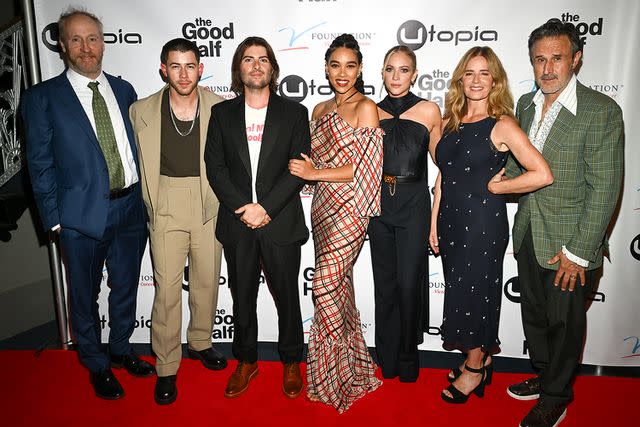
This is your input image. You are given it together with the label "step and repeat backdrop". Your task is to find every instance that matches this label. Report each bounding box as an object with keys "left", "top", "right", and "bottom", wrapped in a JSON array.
[{"left": 32, "top": 0, "right": 639, "bottom": 366}]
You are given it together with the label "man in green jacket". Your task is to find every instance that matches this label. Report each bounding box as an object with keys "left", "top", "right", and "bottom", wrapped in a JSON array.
[{"left": 503, "top": 19, "right": 624, "bottom": 427}]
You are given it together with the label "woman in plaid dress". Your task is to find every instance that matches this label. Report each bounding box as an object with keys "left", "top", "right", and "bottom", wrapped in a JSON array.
[{"left": 288, "top": 34, "right": 383, "bottom": 413}]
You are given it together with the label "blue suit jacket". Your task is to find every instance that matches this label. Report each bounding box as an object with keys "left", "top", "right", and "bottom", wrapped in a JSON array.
[{"left": 22, "top": 70, "right": 144, "bottom": 240}]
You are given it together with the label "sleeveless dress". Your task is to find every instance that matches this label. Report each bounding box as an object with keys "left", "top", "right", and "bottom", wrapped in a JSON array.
[
  {"left": 435, "top": 117, "right": 508, "bottom": 352},
  {"left": 368, "top": 92, "right": 430, "bottom": 381},
  {"left": 306, "top": 111, "right": 383, "bottom": 413}
]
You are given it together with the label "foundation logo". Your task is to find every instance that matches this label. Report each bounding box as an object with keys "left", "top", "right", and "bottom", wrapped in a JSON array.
[
  {"left": 397, "top": 20, "right": 498, "bottom": 51},
  {"left": 588, "top": 83, "right": 623, "bottom": 99},
  {"left": 41, "top": 22, "right": 142, "bottom": 53},
  {"left": 560, "top": 13, "right": 603, "bottom": 46},
  {"left": 310, "top": 31, "right": 375, "bottom": 47},
  {"left": 279, "top": 74, "right": 375, "bottom": 102},
  {"left": 622, "top": 336, "right": 640, "bottom": 359},
  {"left": 181, "top": 17, "right": 235, "bottom": 58},
  {"left": 278, "top": 22, "right": 327, "bottom": 50},
  {"left": 139, "top": 273, "right": 154, "bottom": 287},
  {"left": 428, "top": 272, "right": 445, "bottom": 295}
]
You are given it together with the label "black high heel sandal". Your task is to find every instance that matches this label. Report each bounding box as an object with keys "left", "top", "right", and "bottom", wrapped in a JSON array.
[
  {"left": 441, "top": 363, "right": 486, "bottom": 404},
  {"left": 448, "top": 361, "right": 493, "bottom": 385},
  {"left": 448, "top": 353, "right": 493, "bottom": 384}
]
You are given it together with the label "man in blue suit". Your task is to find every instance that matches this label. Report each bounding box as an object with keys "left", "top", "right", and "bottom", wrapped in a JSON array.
[{"left": 22, "top": 8, "right": 154, "bottom": 399}]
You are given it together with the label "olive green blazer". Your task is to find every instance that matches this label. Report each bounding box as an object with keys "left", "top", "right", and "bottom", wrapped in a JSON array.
[{"left": 506, "top": 81, "right": 624, "bottom": 271}]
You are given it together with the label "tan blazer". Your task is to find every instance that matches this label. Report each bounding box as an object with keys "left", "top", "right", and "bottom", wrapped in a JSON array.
[{"left": 130, "top": 86, "right": 223, "bottom": 230}]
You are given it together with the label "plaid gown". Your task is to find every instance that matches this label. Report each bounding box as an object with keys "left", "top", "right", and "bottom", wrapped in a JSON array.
[{"left": 306, "top": 111, "right": 384, "bottom": 413}]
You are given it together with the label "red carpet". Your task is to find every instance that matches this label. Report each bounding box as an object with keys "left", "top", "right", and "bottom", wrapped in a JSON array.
[{"left": 1, "top": 350, "right": 636, "bottom": 426}]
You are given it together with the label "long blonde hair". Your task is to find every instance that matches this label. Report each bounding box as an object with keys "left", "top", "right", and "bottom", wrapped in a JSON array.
[{"left": 443, "top": 46, "right": 514, "bottom": 134}]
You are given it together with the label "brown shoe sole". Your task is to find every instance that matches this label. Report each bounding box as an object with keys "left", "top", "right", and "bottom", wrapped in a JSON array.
[
  {"left": 282, "top": 383, "right": 303, "bottom": 399},
  {"left": 224, "top": 368, "right": 259, "bottom": 398}
]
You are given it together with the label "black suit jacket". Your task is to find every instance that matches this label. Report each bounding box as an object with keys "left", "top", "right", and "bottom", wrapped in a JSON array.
[{"left": 204, "top": 92, "right": 310, "bottom": 246}]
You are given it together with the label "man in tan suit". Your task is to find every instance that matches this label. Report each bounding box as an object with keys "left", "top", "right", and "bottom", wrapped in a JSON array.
[{"left": 130, "top": 38, "right": 226, "bottom": 405}]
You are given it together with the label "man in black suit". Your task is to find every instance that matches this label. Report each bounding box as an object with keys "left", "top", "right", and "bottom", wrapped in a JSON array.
[
  {"left": 21, "top": 8, "right": 154, "bottom": 400},
  {"left": 204, "top": 36, "right": 310, "bottom": 399}
]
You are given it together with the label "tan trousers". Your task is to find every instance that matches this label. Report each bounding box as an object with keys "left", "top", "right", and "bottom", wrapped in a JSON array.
[{"left": 150, "top": 175, "right": 222, "bottom": 376}]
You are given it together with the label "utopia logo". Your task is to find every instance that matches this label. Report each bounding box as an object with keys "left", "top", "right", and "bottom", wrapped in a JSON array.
[
  {"left": 503, "top": 276, "right": 520, "bottom": 303},
  {"left": 279, "top": 74, "right": 375, "bottom": 102},
  {"left": 630, "top": 234, "right": 640, "bottom": 261},
  {"left": 41, "top": 22, "right": 142, "bottom": 52},
  {"left": 397, "top": 20, "right": 498, "bottom": 50},
  {"left": 279, "top": 75, "right": 308, "bottom": 102}
]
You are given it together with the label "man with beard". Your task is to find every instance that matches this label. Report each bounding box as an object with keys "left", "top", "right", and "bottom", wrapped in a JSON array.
[
  {"left": 205, "top": 36, "right": 310, "bottom": 399},
  {"left": 22, "top": 8, "right": 153, "bottom": 399},
  {"left": 502, "top": 19, "right": 624, "bottom": 427},
  {"left": 130, "top": 38, "right": 226, "bottom": 405}
]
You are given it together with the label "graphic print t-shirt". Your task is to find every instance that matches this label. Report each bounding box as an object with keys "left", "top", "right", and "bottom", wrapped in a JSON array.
[{"left": 245, "top": 104, "right": 267, "bottom": 203}]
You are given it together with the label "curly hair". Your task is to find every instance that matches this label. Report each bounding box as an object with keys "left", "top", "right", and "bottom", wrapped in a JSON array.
[
  {"left": 443, "top": 46, "right": 514, "bottom": 134},
  {"left": 324, "top": 33, "right": 365, "bottom": 93}
]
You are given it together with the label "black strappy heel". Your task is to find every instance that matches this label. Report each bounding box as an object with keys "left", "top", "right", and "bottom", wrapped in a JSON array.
[
  {"left": 448, "top": 360, "right": 493, "bottom": 385},
  {"left": 441, "top": 363, "right": 486, "bottom": 404}
]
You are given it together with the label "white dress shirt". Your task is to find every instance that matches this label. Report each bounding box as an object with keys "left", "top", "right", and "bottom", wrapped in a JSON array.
[{"left": 66, "top": 68, "right": 138, "bottom": 187}]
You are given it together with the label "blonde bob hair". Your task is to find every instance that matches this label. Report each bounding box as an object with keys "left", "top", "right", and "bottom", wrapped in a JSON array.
[{"left": 443, "top": 46, "right": 514, "bottom": 134}]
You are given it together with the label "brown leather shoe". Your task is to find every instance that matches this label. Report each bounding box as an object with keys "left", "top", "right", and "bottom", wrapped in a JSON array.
[
  {"left": 282, "top": 362, "right": 303, "bottom": 399},
  {"left": 224, "top": 362, "right": 258, "bottom": 398}
]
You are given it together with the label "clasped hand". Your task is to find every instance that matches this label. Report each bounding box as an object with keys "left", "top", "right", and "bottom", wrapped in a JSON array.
[
  {"left": 235, "top": 203, "right": 271, "bottom": 229},
  {"left": 289, "top": 153, "right": 317, "bottom": 180}
]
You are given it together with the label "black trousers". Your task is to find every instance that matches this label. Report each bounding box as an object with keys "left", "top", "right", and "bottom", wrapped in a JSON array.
[
  {"left": 368, "top": 181, "right": 429, "bottom": 381},
  {"left": 223, "top": 231, "right": 303, "bottom": 363},
  {"left": 517, "top": 226, "right": 596, "bottom": 406}
]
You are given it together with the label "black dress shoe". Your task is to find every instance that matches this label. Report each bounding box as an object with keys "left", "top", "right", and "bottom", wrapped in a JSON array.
[
  {"left": 111, "top": 352, "right": 156, "bottom": 377},
  {"left": 154, "top": 375, "right": 177, "bottom": 405},
  {"left": 520, "top": 402, "right": 567, "bottom": 427},
  {"left": 188, "top": 346, "right": 227, "bottom": 370},
  {"left": 508, "top": 376, "right": 541, "bottom": 400},
  {"left": 90, "top": 369, "right": 124, "bottom": 400}
]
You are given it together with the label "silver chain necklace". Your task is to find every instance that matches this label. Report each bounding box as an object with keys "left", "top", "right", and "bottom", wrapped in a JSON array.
[{"left": 169, "top": 95, "right": 199, "bottom": 137}]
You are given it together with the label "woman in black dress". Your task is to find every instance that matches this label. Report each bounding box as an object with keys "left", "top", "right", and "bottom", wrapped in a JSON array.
[
  {"left": 430, "top": 46, "right": 553, "bottom": 403},
  {"left": 368, "top": 45, "right": 442, "bottom": 382}
]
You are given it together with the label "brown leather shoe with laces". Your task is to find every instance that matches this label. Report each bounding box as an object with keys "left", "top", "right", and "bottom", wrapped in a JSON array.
[
  {"left": 224, "top": 362, "right": 258, "bottom": 398},
  {"left": 282, "top": 362, "right": 303, "bottom": 399}
]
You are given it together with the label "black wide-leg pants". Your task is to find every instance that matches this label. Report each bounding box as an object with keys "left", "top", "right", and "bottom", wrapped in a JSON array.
[{"left": 368, "top": 181, "right": 430, "bottom": 381}]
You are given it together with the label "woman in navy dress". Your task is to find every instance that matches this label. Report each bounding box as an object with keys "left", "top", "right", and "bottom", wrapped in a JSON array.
[
  {"left": 368, "top": 45, "right": 442, "bottom": 382},
  {"left": 430, "top": 46, "right": 553, "bottom": 403}
]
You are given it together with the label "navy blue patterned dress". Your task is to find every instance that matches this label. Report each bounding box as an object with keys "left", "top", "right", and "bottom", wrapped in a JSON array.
[{"left": 435, "top": 117, "right": 508, "bottom": 352}]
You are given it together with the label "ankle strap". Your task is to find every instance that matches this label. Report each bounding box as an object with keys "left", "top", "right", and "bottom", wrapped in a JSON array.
[{"left": 464, "top": 363, "right": 484, "bottom": 374}]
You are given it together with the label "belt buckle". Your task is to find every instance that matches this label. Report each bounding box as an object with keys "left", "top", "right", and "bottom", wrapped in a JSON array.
[{"left": 383, "top": 174, "right": 396, "bottom": 196}]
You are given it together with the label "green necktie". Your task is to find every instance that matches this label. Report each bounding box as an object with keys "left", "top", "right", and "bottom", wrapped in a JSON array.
[{"left": 87, "top": 81, "right": 125, "bottom": 190}]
